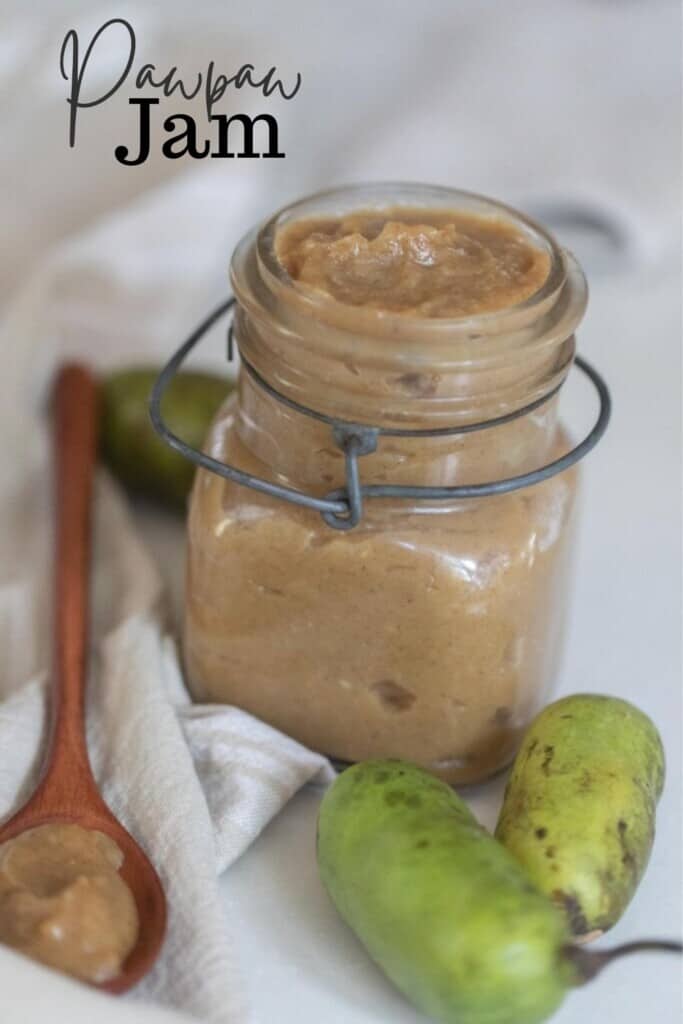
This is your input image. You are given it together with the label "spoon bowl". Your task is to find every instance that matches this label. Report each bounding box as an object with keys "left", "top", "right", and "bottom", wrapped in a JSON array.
[{"left": 0, "top": 800, "right": 167, "bottom": 993}]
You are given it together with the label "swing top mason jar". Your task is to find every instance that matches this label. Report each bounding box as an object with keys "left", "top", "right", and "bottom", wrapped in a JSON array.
[{"left": 184, "top": 182, "right": 589, "bottom": 784}]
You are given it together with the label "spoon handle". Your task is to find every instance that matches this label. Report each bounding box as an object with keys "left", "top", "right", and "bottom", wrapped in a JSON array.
[{"left": 39, "top": 365, "right": 100, "bottom": 804}]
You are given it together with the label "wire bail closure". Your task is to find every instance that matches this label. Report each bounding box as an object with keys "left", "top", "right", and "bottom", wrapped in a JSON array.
[
  {"left": 150, "top": 297, "right": 612, "bottom": 531},
  {"left": 322, "top": 425, "right": 379, "bottom": 530}
]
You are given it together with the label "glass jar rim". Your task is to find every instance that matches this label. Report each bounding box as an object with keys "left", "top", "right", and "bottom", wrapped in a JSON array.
[
  {"left": 254, "top": 181, "right": 569, "bottom": 335},
  {"left": 229, "top": 182, "right": 588, "bottom": 428}
]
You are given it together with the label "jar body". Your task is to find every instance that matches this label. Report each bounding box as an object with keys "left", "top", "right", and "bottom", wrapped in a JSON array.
[
  {"left": 184, "top": 184, "right": 586, "bottom": 784},
  {"left": 185, "top": 384, "right": 579, "bottom": 784}
]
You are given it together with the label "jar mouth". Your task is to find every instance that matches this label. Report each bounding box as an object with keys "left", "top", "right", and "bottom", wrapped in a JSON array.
[
  {"left": 229, "top": 182, "right": 588, "bottom": 429},
  {"left": 254, "top": 181, "right": 568, "bottom": 335}
]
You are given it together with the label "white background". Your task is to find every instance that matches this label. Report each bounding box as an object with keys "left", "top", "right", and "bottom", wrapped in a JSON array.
[{"left": 1, "top": 1, "right": 681, "bottom": 1022}]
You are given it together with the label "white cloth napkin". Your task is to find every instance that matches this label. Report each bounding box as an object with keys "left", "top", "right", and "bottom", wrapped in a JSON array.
[{"left": 0, "top": 460, "right": 334, "bottom": 1024}]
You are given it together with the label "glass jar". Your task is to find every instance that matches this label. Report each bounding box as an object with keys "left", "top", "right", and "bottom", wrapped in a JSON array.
[{"left": 184, "top": 183, "right": 588, "bottom": 784}]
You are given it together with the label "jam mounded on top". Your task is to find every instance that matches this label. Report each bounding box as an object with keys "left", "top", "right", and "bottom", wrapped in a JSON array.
[{"left": 275, "top": 207, "right": 550, "bottom": 317}]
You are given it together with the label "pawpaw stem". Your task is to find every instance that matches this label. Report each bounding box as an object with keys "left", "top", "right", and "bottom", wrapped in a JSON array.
[{"left": 567, "top": 940, "right": 683, "bottom": 983}]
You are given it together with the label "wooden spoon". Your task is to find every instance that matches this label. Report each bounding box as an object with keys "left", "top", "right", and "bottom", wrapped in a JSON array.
[{"left": 0, "top": 364, "right": 167, "bottom": 993}]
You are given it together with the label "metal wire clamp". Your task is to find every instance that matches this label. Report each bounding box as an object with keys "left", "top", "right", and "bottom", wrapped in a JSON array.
[{"left": 149, "top": 297, "right": 611, "bottom": 531}]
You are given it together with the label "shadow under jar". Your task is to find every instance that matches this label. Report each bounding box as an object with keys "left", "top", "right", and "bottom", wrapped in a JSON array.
[{"left": 184, "top": 183, "right": 588, "bottom": 785}]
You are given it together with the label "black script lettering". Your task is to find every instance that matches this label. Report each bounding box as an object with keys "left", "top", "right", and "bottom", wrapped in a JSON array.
[
  {"left": 205, "top": 62, "right": 229, "bottom": 117},
  {"left": 60, "top": 18, "right": 136, "bottom": 147},
  {"left": 205, "top": 63, "right": 302, "bottom": 118},
  {"left": 260, "top": 66, "right": 302, "bottom": 100},
  {"left": 135, "top": 63, "right": 202, "bottom": 101}
]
